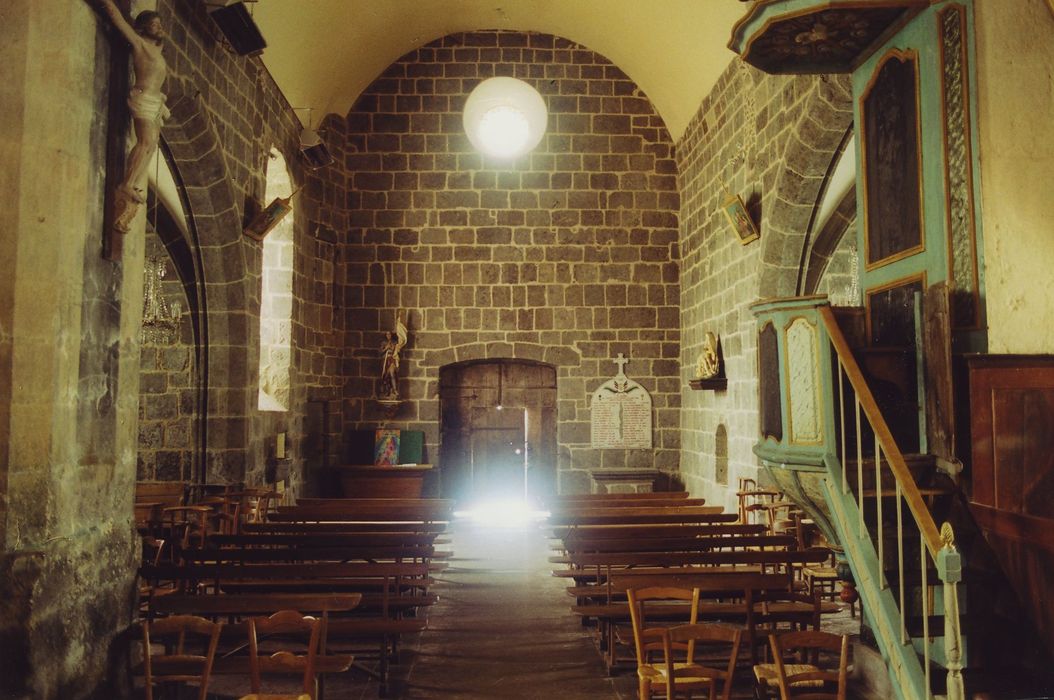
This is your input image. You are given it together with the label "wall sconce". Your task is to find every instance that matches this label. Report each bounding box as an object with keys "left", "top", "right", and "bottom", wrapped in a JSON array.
[{"left": 463, "top": 77, "right": 548, "bottom": 159}]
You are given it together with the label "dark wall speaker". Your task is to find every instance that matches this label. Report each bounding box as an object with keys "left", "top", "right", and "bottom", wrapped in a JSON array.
[{"left": 208, "top": 2, "right": 266, "bottom": 57}]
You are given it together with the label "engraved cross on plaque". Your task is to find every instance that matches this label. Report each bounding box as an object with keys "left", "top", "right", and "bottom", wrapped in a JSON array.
[{"left": 613, "top": 353, "right": 629, "bottom": 377}]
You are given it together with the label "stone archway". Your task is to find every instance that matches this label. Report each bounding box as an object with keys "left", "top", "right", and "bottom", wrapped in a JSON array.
[
  {"left": 756, "top": 76, "right": 855, "bottom": 300},
  {"left": 160, "top": 80, "right": 257, "bottom": 484}
]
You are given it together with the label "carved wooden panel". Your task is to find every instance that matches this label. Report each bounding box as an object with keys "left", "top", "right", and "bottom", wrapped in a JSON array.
[
  {"left": 759, "top": 323, "right": 783, "bottom": 442},
  {"left": 939, "top": 4, "right": 981, "bottom": 329},
  {"left": 862, "top": 50, "right": 924, "bottom": 267},
  {"left": 786, "top": 317, "right": 823, "bottom": 445},
  {"left": 742, "top": 6, "right": 913, "bottom": 74}
]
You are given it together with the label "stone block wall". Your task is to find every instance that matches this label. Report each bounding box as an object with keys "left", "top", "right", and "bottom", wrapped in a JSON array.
[
  {"left": 138, "top": 233, "right": 196, "bottom": 481},
  {"left": 329, "top": 31, "right": 682, "bottom": 492},
  {"left": 676, "top": 61, "right": 853, "bottom": 512},
  {"left": 2, "top": 0, "right": 349, "bottom": 694},
  {"left": 152, "top": 0, "right": 346, "bottom": 490}
]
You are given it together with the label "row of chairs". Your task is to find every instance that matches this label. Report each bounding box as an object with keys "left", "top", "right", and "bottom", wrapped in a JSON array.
[
  {"left": 627, "top": 586, "right": 849, "bottom": 700},
  {"left": 139, "top": 610, "right": 322, "bottom": 700},
  {"left": 736, "top": 480, "right": 849, "bottom": 617},
  {"left": 136, "top": 482, "right": 281, "bottom": 552}
]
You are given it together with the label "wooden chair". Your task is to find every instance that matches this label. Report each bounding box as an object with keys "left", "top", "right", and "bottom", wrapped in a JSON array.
[
  {"left": 746, "top": 590, "right": 822, "bottom": 664},
  {"left": 753, "top": 630, "right": 849, "bottom": 700},
  {"left": 138, "top": 536, "right": 175, "bottom": 615},
  {"left": 800, "top": 553, "right": 844, "bottom": 614},
  {"left": 162, "top": 505, "right": 212, "bottom": 550},
  {"left": 233, "top": 489, "right": 281, "bottom": 524},
  {"left": 199, "top": 495, "right": 241, "bottom": 536},
  {"left": 247, "top": 610, "right": 322, "bottom": 700},
  {"left": 139, "top": 614, "right": 222, "bottom": 700},
  {"left": 661, "top": 623, "right": 742, "bottom": 700},
  {"left": 626, "top": 586, "right": 700, "bottom": 700}
]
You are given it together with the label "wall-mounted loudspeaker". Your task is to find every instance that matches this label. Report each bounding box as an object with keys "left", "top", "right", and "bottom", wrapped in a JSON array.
[
  {"left": 207, "top": 1, "right": 266, "bottom": 57},
  {"left": 300, "top": 129, "right": 334, "bottom": 170}
]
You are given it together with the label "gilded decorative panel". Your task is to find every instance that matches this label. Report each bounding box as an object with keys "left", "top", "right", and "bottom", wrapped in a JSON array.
[
  {"left": 786, "top": 317, "right": 823, "bottom": 445},
  {"left": 940, "top": 5, "right": 980, "bottom": 328}
]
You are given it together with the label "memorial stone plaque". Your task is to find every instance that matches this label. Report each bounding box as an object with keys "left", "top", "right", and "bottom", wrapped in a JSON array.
[{"left": 590, "top": 354, "right": 653, "bottom": 449}]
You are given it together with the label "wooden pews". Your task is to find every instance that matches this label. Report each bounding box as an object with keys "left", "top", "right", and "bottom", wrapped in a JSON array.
[
  {"left": 548, "top": 505, "right": 730, "bottom": 527},
  {"left": 269, "top": 498, "right": 454, "bottom": 524},
  {"left": 546, "top": 496, "right": 841, "bottom": 673},
  {"left": 138, "top": 495, "right": 453, "bottom": 696}
]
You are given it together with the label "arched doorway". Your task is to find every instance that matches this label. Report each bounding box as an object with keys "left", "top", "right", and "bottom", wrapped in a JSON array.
[{"left": 439, "top": 360, "right": 557, "bottom": 505}]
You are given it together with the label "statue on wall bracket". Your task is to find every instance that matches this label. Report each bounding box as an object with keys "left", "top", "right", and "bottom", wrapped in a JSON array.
[
  {"left": 95, "top": 0, "right": 169, "bottom": 233},
  {"left": 689, "top": 331, "right": 727, "bottom": 391},
  {"left": 378, "top": 310, "right": 408, "bottom": 402},
  {"left": 696, "top": 331, "right": 722, "bottom": 380}
]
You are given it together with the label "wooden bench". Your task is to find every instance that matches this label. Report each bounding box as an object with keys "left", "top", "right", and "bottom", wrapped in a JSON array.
[
  {"left": 558, "top": 532, "right": 795, "bottom": 555},
  {"left": 553, "top": 522, "right": 769, "bottom": 542},
  {"left": 181, "top": 545, "right": 437, "bottom": 566},
  {"left": 562, "top": 549, "right": 834, "bottom": 597},
  {"left": 549, "top": 491, "right": 692, "bottom": 503},
  {"left": 243, "top": 521, "right": 449, "bottom": 535},
  {"left": 269, "top": 502, "right": 453, "bottom": 524},
  {"left": 207, "top": 532, "right": 442, "bottom": 548},
  {"left": 548, "top": 505, "right": 731, "bottom": 527},
  {"left": 548, "top": 497, "right": 710, "bottom": 512},
  {"left": 297, "top": 497, "right": 455, "bottom": 509}
]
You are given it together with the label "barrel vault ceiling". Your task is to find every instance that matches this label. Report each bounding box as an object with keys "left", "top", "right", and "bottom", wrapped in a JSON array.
[{"left": 253, "top": 0, "right": 748, "bottom": 141}]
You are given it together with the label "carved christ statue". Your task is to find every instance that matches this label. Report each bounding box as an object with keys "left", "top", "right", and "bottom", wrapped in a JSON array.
[{"left": 96, "top": 1, "right": 169, "bottom": 228}]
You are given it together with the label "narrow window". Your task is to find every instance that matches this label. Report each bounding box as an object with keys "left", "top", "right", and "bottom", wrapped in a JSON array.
[{"left": 258, "top": 147, "right": 293, "bottom": 411}]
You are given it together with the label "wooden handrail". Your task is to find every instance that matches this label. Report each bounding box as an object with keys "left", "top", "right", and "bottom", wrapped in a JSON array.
[{"left": 818, "top": 306, "right": 943, "bottom": 556}]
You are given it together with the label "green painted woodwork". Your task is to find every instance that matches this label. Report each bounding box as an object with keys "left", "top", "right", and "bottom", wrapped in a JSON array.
[
  {"left": 753, "top": 295, "right": 966, "bottom": 697},
  {"left": 851, "top": 1, "right": 987, "bottom": 352}
]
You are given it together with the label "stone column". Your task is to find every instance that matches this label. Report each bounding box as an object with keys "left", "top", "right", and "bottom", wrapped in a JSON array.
[{"left": 0, "top": 3, "right": 141, "bottom": 697}]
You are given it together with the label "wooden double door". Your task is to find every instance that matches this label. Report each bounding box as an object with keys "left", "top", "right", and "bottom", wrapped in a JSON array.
[{"left": 439, "top": 360, "right": 557, "bottom": 504}]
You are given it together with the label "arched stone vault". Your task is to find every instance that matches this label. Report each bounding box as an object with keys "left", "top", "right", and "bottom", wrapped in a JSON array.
[
  {"left": 160, "top": 78, "right": 257, "bottom": 482},
  {"left": 756, "top": 76, "right": 854, "bottom": 299}
]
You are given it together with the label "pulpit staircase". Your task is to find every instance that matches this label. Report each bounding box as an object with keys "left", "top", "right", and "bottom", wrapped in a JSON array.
[{"left": 754, "top": 298, "right": 966, "bottom": 700}]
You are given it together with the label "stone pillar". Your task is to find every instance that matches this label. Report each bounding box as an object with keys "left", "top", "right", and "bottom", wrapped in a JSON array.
[{"left": 0, "top": 3, "right": 141, "bottom": 697}]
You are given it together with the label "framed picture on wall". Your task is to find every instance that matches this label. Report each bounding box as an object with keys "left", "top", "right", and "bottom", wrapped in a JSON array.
[
  {"left": 721, "top": 193, "right": 760, "bottom": 245},
  {"left": 243, "top": 195, "right": 292, "bottom": 241}
]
